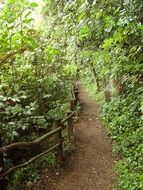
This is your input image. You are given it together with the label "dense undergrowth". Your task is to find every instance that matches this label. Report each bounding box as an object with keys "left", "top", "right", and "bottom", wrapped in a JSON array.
[
  {"left": 0, "top": 0, "right": 77, "bottom": 189},
  {"left": 78, "top": 1, "right": 143, "bottom": 189},
  {"left": 0, "top": 0, "right": 143, "bottom": 189}
]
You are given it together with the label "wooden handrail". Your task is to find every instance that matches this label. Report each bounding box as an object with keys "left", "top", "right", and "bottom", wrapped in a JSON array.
[
  {"left": 0, "top": 112, "right": 74, "bottom": 154},
  {"left": 61, "top": 111, "right": 74, "bottom": 125},
  {"left": 0, "top": 89, "right": 79, "bottom": 183},
  {"left": 0, "top": 142, "right": 61, "bottom": 180},
  {"left": 0, "top": 126, "right": 62, "bottom": 154}
]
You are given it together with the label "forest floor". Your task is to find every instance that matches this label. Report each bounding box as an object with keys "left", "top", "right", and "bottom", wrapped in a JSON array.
[{"left": 31, "top": 83, "right": 116, "bottom": 190}]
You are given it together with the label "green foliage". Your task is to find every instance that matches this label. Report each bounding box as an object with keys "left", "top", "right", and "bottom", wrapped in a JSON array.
[
  {"left": 0, "top": 0, "right": 77, "bottom": 143},
  {"left": 1, "top": 0, "right": 143, "bottom": 189},
  {"left": 61, "top": 0, "right": 143, "bottom": 189},
  {"left": 115, "top": 161, "right": 143, "bottom": 190},
  {"left": 0, "top": 0, "right": 77, "bottom": 188},
  {"left": 8, "top": 153, "right": 57, "bottom": 190}
]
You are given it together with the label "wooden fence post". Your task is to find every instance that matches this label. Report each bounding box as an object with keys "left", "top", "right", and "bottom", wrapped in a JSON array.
[
  {"left": 53, "top": 120, "right": 64, "bottom": 163},
  {"left": 70, "top": 99, "right": 75, "bottom": 111},
  {"left": 74, "top": 85, "right": 79, "bottom": 105},
  {"left": 74, "top": 89, "right": 79, "bottom": 101},
  {"left": 67, "top": 111, "right": 74, "bottom": 142},
  {"left": 0, "top": 132, "right": 7, "bottom": 190}
]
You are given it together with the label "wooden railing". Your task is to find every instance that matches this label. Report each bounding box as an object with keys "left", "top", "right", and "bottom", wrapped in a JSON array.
[{"left": 0, "top": 85, "right": 79, "bottom": 189}]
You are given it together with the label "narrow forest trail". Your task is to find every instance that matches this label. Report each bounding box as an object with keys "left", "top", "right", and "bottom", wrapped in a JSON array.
[{"left": 31, "top": 83, "right": 115, "bottom": 190}]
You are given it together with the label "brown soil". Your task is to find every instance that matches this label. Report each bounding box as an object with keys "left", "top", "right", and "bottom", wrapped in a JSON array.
[{"left": 31, "top": 83, "right": 115, "bottom": 190}]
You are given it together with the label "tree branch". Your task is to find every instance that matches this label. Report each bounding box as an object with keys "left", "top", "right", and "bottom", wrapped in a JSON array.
[{"left": 0, "top": 47, "right": 27, "bottom": 63}]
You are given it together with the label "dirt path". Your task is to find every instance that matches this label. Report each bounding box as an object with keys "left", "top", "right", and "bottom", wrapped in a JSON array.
[{"left": 31, "top": 84, "right": 115, "bottom": 190}]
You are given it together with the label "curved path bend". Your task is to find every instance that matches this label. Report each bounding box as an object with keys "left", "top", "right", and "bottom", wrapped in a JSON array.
[{"left": 31, "top": 84, "right": 115, "bottom": 190}]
